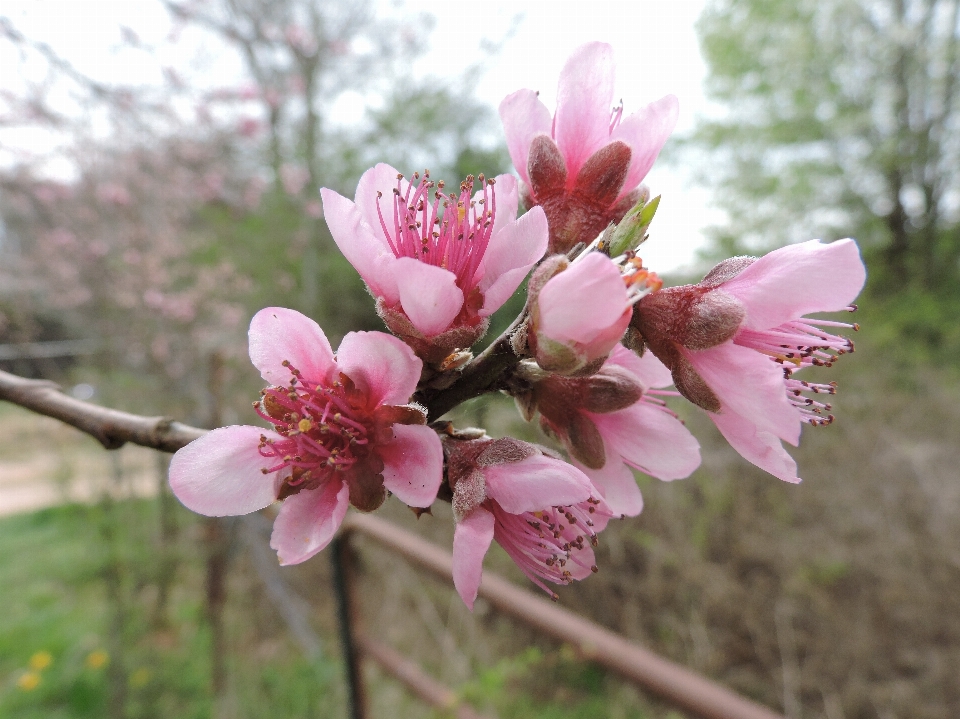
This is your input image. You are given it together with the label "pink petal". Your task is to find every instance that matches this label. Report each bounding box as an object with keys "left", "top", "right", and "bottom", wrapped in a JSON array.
[
  {"left": 684, "top": 343, "right": 801, "bottom": 444},
  {"left": 554, "top": 42, "right": 615, "bottom": 180},
  {"left": 319, "top": 188, "right": 400, "bottom": 305},
  {"left": 392, "top": 257, "right": 464, "bottom": 337},
  {"left": 710, "top": 411, "right": 801, "bottom": 483},
  {"left": 561, "top": 544, "right": 599, "bottom": 581},
  {"left": 576, "top": 457, "right": 644, "bottom": 517},
  {"left": 537, "top": 253, "right": 627, "bottom": 344},
  {"left": 270, "top": 480, "right": 350, "bottom": 565},
  {"left": 169, "top": 425, "right": 282, "bottom": 516},
  {"left": 720, "top": 239, "right": 866, "bottom": 330},
  {"left": 581, "top": 307, "right": 632, "bottom": 364},
  {"left": 479, "top": 173, "right": 519, "bottom": 237},
  {"left": 249, "top": 307, "right": 336, "bottom": 387},
  {"left": 498, "top": 90, "right": 552, "bottom": 187},
  {"left": 379, "top": 424, "right": 444, "bottom": 508},
  {"left": 353, "top": 162, "right": 410, "bottom": 234},
  {"left": 452, "top": 506, "right": 495, "bottom": 610},
  {"left": 478, "top": 206, "right": 549, "bottom": 317},
  {"left": 611, "top": 94, "right": 679, "bottom": 199},
  {"left": 591, "top": 402, "right": 701, "bottom": 481},
  {"left": 605, "top": 345, "right": 674, "bottom": 389},
  {"left": 335, "top": 331, "right": 422, "bottom": 407},
  {"left": 483, "top": 455, "right": 591, "bottom": 514}
]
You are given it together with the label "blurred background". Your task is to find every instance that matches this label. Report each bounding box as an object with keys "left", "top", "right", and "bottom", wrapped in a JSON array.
[{"left": 0, "top": 1, "right": 958, "bottom": 718}]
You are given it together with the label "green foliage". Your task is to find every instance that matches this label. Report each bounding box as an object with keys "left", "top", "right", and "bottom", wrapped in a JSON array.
[
  {"left": 0, "top": 502, "right": 343, "bottom": 719},
  {"left": 458, "top": 646, "right": 651, "bottom": 719},
  {"left": 692, "top": 0, "right": 960, "bottom": 301}
]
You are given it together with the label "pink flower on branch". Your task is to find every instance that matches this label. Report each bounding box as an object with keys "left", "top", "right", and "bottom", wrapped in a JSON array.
[
  {"left": 499, "top": 42, "right": 678, "bottom": 254},
  {"left": 632, "top": 239, "right": 866, "bottom": 483},
  {"left": 522, "top": 346, "right": 700, "bottom": 517},
  {"left": 321, "top": 165, "right": 548, "bottom": 364},
  {"left": 526, "top": 250, "right": 662, "bottom": 375},
  {"left": 169, "top": 307, "right": 443, "bottom": 565},
  {"left": 446, "top": 436, "right": 613, "bottom": 608}
]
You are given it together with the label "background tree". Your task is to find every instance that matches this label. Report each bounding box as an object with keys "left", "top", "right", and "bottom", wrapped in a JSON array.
[
  {"left": 0, "top": 0, "right": 509, "bottom": 413},
  {"left": 691, "top": 0, "right": 960, "bottom": 305}
]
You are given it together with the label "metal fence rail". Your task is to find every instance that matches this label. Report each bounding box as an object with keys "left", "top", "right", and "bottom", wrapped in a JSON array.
[{"left": 337, "top": 512, "right": 788, "bottom": 719}]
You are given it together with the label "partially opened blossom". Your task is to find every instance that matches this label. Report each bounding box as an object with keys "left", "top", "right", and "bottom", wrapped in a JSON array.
[
  {"left": 499, "top": 42, "right": 678, "bottom": 254},
  {"left": 320, "top": 165, "right": 548, "bottom": 364},
  {"left": 169, "top": 307, "right": 443, "bottom": 565},
  {"left": 522, "top": 346, "right": 701, "bottom": 516},
  {"left": 526, "top": 250, "right": 662, "bottom": 375},
  {"left": 631, "top": 239, "right": 866, "bottom": 482},
  {"left": 445, "top": 436, "right": 612, "bottom": 608}
]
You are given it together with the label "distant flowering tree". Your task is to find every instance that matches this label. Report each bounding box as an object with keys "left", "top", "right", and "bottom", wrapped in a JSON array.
[
  {"left": 169, "top": 42, "right": 866, "bottom": 606},
  {"left": 1, "top": 138, "right": 252, "bottom": 410}
]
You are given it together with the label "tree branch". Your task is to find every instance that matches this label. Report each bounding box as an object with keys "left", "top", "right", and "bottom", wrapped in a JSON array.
[
  {"left": 0, "top": 369, "right": 206, "bottom": 452},
  {"left": 0, "top": 312, "right": 528, "bottom": 450},
  {"left": 415, "top": 313, "right": 527, "bottom": 421}
]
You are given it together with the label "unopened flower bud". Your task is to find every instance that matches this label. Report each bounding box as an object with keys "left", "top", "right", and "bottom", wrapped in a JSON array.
[
  {"left": 531, "top": 366, "right": 644, "bottom": 469},
  {"left": 527, "top": 253, "right": 632, "bottom": 375}
]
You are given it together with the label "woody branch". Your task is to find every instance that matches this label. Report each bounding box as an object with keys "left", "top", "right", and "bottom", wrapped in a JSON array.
[{"left": 0, "top": 369, "right": 207, "bottom": 452}]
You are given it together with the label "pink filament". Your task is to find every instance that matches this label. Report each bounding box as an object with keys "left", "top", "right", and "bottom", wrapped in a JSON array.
[{"left": 375, "top": 173, "right": 496, "bottom": 294}]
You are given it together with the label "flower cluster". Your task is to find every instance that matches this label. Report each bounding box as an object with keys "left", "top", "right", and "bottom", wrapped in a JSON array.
[{"left": 169, "top": 42, "right": 865, "bottom": 608}]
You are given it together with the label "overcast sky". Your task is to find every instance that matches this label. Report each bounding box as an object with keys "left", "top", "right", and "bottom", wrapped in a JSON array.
[{"left": 0, "top": 0, "right": 717, "bottom": 271}]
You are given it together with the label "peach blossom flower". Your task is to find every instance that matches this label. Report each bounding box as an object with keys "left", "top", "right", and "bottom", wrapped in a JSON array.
[{"left": 170, "top": 307, "right": 443, "bottom": 564}]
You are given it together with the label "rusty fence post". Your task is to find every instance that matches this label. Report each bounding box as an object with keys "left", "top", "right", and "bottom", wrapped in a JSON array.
[
  {"left": 355, "top": 634, "right": 493, "bottom": 719},
  {"left": 341, "top": 513, "right": 788, "bottom": 719},
  {"left": 332, "top": 532, "right": 368, "bottom": 719}
]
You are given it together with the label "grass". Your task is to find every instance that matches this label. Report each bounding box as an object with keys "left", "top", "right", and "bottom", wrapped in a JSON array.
[
  {"left": 0, "top": 492, "right": 665, "bottom": 719},
  {"left": 0, "top": 499, "right": 344, "bottom": 719}
]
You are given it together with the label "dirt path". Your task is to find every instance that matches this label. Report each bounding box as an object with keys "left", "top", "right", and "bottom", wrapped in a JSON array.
[{"left": 0, "top": 404, "right": 160, "bottom": 517}]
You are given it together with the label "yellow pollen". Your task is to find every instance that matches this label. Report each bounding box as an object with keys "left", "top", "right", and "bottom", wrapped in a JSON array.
[
  {"left": 760, "top": 349, "right": 802, "bottom": 366},
  {"left": 297, "top": 418, "right": 312, "bottom": 432}
]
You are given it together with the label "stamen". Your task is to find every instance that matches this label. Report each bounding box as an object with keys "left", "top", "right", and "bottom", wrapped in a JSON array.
[
  {"left": 255, "top": 361, "right": 374, "bottom": 499},
  {"left": 374, "top": 170, "right": 497, "bottom": 296}
]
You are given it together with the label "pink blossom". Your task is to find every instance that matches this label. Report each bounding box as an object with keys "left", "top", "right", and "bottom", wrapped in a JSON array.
[
  {"left": 280, "top": 163, "right": 310, "bottom": 196},
  {"left": 528, "top": 251, "right": 653, "bottom": 375},
  {"left": 284, "top": 25, "right": 316, "bottom": 55},
  {"left": 320, "top": 165, "right": 548, "bottom": 363},
  {"left": 632, "top": 239, "right": 866, "bottom": 482},
  {"left": 96, "top": 183, "right": 132, "bottom": 206},
  {"left": 499, "top": 42, "right": 678, "bottom": 254},
  {"left": 238, "top": 84, "right": 260, "bottom": 101},
  {"left": 169, "top": 307, "right": 443, "bottom": 565},
  {"left": 237, "top": 117, "right": 261, "bottom": 138},
  {"left": 527, "top": 346, "right": 701, "bottom": 516},
  {"left": 243, "top": 177, "right": 267, "bottom": 209},
  {"left": 446, "top": 436, "right": 612, "bottom": 608}
]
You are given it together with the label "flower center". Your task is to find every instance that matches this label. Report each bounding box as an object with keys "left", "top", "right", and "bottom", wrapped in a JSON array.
[
  {"left": 253, "top": 361, "right": 373, "bottom": 498},
  {"left": 491, "top": 498, "right": 610, "bottom": 600},
  {"left": 375, "top": 171, "right": 497, "bottom": 294}
]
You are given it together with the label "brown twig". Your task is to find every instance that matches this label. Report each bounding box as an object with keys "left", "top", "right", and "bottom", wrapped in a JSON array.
[
  {"left": 0, "top": 312, "right": 525, "bottom": 450},
  {"left": 416, "top": 313, "right": 527, "bottom": 421},
  {"left": 0, "top": 369, "right": 206, "bottom": 452}
]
